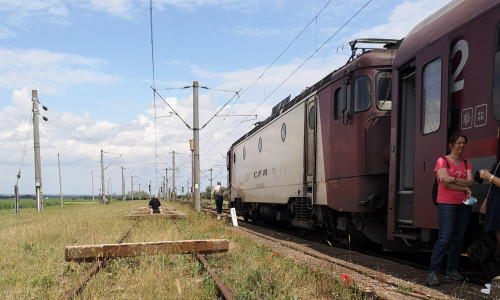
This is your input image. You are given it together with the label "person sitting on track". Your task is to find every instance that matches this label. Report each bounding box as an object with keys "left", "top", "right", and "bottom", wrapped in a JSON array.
[{"left": 149, "top": 194, "right": 162, "bottom": 215}]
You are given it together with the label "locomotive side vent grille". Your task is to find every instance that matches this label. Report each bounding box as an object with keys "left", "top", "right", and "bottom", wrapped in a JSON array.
[{"left": 293, "top": 197, "right": 312, "bottom": 221}]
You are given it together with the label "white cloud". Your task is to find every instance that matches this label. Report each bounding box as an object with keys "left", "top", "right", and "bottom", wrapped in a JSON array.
[{"left": 0, "top": 48, "right": 115, "bottom": 94}]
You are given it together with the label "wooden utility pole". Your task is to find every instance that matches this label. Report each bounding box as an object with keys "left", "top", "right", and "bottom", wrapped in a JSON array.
[
  {"left": 193, "top": 81, "right": 200, "bottom": 212},
  {"left": 32, "top": 90, "right": 43, "bottom": 212}
]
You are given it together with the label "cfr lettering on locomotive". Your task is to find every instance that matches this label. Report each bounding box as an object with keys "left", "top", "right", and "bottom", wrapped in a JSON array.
[{"left": 254, "top": 169, "right": 268, "bottom": 178}]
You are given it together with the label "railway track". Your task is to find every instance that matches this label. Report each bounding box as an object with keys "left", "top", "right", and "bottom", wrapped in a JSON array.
[
  {"left": 63, "top": 207, "right": 234, "bottom": 300},
  {"left": 198, "top": 204, "right": 490, "bottom": 299}
]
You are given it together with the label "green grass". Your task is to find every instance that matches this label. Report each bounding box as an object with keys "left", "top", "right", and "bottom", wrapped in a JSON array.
[
  {"left": 0, "top": 197, "right": 96, "bottom": 211},
  {"left": 0, "top": 200, "right": 368, "bottom": 299}
]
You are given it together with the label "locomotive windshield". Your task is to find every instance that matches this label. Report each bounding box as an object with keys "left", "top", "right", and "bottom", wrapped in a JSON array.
[{"left": 376, "top": 71, "right": 392, "bottom": 110}]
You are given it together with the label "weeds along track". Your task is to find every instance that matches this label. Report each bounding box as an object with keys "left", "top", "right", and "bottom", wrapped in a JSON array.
[
  {"left": 198, "top": 204, "right": 487, "bottom": 300},
  {"left": 62, "top": 207, "right": 234, "bottom": 300},
  {"left": 62, "top": 221, "right": 137, "bottom": 300}
]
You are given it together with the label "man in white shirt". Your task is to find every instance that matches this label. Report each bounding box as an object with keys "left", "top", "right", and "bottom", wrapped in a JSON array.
[{"left": 211, "top": 181, "right": 230, "bottom": 218}]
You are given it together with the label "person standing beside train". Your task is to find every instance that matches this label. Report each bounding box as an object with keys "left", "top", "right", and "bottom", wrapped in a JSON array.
[
  {"left": 427, "top": 133, "right": 473, "bottom": 286},
  {"left": 478, "top": 126, "right": 500, "bottom": 295},
  {"left": 212, "top": 181, "right": 231, "bottom": 219}
]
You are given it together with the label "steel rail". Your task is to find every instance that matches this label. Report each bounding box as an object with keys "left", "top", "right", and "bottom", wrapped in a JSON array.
[{"left": 62, "top": 222, "right": 136, "bottom": 300}]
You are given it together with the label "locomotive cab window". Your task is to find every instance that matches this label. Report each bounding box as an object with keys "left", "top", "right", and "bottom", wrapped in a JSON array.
[
  {"left": 376, "top": 71, "right": 392, "bottom": 110},
  {"left": 493, "top": 22, "right": 500, "bottom": 120},
  {"left": 354, "top": 76, "right": 371, "bottom": 112},
  {"left": 421, "top": 58, "right": 442, "bottom": 134},
  {"left": 308, "top": 104, "right": 316, "bottom": 128},
  {"left": 333, "top": 85, "right": 351, "bottom": 120}
]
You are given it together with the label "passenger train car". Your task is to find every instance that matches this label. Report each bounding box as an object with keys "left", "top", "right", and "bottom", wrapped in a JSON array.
[{"left": 227, "top": 0, "right": 500, "bottom": 274}]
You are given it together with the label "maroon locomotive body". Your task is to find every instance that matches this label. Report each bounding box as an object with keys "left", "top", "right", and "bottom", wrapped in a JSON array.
[{"left": 228, "top": 0, "right": 500, "bottom": 274}]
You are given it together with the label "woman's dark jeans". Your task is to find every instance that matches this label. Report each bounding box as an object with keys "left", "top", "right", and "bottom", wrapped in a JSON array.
[{"left": 429, "top": 203, "right": 472, "bottom": 274}]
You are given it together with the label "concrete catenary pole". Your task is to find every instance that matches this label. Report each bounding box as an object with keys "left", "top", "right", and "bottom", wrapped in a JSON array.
[
  {"left": 193, "top": 81, "right": 201, "bottom": 212},
  {"left": 58, "top": 153, "right": 63, "bottom": 206},
  {"left": 210, "top": 168, "right": 213, "bottom": 203},
  {"left": 122, "top": 167, "right": 125, "bottom": 201},
  {"left": 32, "top": 90, "right": 43, "bottom": 212},
  {"left": 131, "top": 176, "right": 134, "bottom": 201},
  {"left": 91, "top": 171, "right": 95, "bottom": 202},
  {"left": 190, "top": 139, "right": 194, "bottom": 203},
  {"left": 100, "top": 149, "right": 105, "bottom": 204},
  {"left": 109, "top": 178, "right": 112, "bottom": 202},
  {"left": 172, "top": 151, "right": 176, "bottom": 203},
  {"left": 165, "top": 168, "right": 169, "bottom": 201}
]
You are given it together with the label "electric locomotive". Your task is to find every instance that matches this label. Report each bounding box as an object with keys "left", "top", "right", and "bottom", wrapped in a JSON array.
[
  {"left": 228, "top": 38, "right": 398, "bottom": 247},
  {"left": 227, "top": 0, "right": 500, "bottom": 276}
]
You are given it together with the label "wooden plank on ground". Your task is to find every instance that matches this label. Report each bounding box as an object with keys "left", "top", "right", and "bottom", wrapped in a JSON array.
[
  {"left": 65, "top": 239, "right": 229, "bottom": 261},
  {"left": 125, "top": 211, "right": 187, "bottom": 220}
]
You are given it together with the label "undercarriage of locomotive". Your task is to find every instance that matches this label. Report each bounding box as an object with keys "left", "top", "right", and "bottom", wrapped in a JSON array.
[{"left": 233, "top": 197, "right": 384, "bottom": 249}]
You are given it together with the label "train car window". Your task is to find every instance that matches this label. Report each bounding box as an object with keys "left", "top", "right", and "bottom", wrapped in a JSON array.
[
  {"left": 243, "top": 147, "right": 246, "bottom": 160},
  {"left": 354, "top": 76, "right": 371, "bottom": 112},
  {"left": 281, "top": 123, "right": 286, "bottom": 142},
  {"left": 376, "top": 71, "right": 392, "bottom": 110},
  {"left": 493, "top": 22, "right": 500, "bottom": 120},
  {"left": 258, "top": 137, "right": 262, "bottom": 152},
  {"left": 308, "top": 104, "right": 316, "bottom": 129},
  {"left": 233, "top": 152, "right": 236, "bottom": 164},
  {"left": 421, "top": 58, "right": 442, "bottom": 134}
]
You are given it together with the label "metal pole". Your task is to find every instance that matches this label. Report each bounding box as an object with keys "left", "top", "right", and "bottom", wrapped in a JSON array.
[
  {"left": 58, "top": 153, "right": 63, "bottom": 206},
  {"left": 193, "top": 81, "right": 201, "bottom": 212},
  {"left": 32, "top": 90, "right": 43, "bottom": 212},
  {"left": 100, "top": 149, "right": 105, "bottom": 204}
]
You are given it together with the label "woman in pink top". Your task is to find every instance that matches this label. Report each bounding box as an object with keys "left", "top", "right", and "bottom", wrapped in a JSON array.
[{"left": 427, "top": 133, "right": 473, "bottom": 286}]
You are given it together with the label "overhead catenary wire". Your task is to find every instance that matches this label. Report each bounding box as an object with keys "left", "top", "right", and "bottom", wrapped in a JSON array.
[
  {"left": 201, "top": 0, "right": 373, "bottom": 157},
  {"left": 199, "top": 0, "right": 337, "bottom": 157},
  {"left": 151, "top": 86, "right": 192, "bottom": 130},
  {"left": 16, "top": 112, "right": 34, "bottom": 184}
]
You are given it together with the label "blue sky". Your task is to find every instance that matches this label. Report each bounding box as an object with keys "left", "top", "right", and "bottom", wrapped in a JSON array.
[{"left": 0, "top": 0, "right": 450, "bottom": 196}]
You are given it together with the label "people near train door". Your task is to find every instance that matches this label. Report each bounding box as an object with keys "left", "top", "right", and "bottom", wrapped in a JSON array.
[
  {"left": 212, "top": 181, "right": 230, "bottom": 219},
  {"left": 427, "top": 133, "right": 473, "bottom": 287},
  {"left": 478, "top": 126, "right": 500, "bottom": 295},
  {"left": 149, "top": 194, "right": 162, "bottom": 215}
]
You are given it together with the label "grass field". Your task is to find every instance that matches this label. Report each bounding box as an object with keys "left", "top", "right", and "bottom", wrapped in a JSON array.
[
  {"left": 0, "top": 197, "right": 96, "bottom": 210},
  {"left": 0, "top": 200, "right": 366, "bottom": 299}
]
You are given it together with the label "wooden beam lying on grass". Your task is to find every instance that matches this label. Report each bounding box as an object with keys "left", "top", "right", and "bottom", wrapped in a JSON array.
[
  {"left": 125, "top": 211, "right": 187, "bottom": 220},
  {"left": 65, "top": 239, "right": 229, "bottom": 261}
]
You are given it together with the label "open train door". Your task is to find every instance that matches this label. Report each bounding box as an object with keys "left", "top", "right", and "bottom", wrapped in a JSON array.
[{"left": 393, "top": 37, "right": 450, "bottom": 237}]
